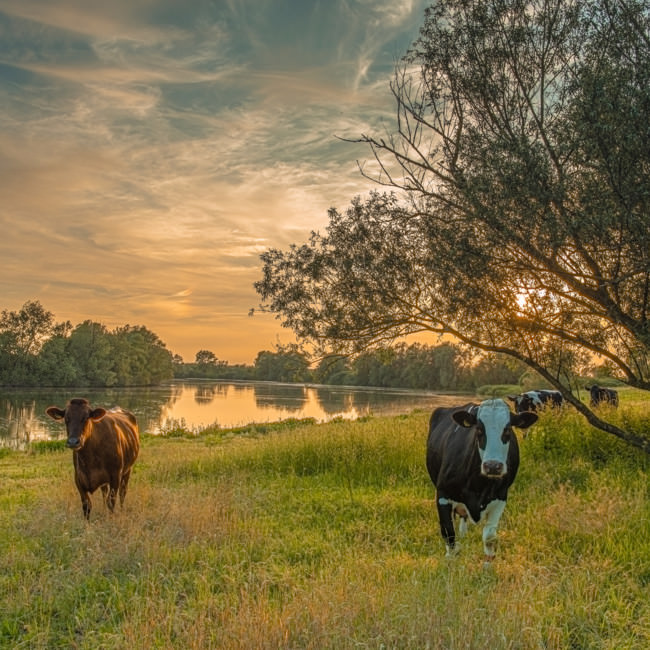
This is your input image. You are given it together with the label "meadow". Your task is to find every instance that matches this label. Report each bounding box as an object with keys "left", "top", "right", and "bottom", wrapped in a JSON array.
[{"left": 1, "top": 391, "right": 649, "bottom": 649}]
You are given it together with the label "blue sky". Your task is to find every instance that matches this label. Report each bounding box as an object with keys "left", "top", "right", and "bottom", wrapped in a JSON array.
[{"left": 0, "top": 0, "right": 429, "bottom": 362}]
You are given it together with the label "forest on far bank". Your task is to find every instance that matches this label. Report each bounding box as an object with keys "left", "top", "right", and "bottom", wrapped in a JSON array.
[
  {"left": 177, "top": 341, "right": 545, "bottom": 393},
  {"left": 0, "top": 300, "right": 617, "bottom": 392}
]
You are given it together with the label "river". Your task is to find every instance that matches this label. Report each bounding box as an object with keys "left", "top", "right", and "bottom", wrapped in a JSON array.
[{"left": 0, "top": 381, "right": 476, "bottom": 449}]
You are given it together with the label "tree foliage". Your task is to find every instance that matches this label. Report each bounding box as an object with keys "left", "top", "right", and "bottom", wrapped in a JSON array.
[
  {"left": 195, "top": 349, "right": 220, "bottom": 366},
  {"left": 174, "top": 341, "right": 524, "bottom": 390},
  {"left": 254, "top": 345, "right": 312, "bottom": 383},
  {"left": 256, "top": 0, "right": 650, "bottom": 451},
  {"left": 0, "top": 301, "right": 173, "bottom": 387}
]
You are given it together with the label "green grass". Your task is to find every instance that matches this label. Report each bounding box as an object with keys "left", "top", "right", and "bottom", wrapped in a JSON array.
[{"left": 1, "top": 401, "right": 650, "bottom": 649}]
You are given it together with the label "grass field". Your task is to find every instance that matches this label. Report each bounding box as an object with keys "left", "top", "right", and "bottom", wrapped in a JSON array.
[{"left": 1, "top": 391, "right": 649, "bottom": 648}]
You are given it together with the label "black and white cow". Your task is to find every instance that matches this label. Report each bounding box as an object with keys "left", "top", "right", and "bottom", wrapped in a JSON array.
[
  {"left": 426, "top": 399, "right": 537, "bottom": 561},
  {"left": 507, "top": 390, "right": 564, "bottom": 413},
  {"left": 585, "top": 385, "right": 619, "bottom": 407}
]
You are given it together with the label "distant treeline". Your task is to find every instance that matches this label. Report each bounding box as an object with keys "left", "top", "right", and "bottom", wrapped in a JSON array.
[
  {"left": 174, "top": 342, "right": 529, "bottom": 392},
  {"left": 0, "top": 300, "right": 545, "bottom": 391}
]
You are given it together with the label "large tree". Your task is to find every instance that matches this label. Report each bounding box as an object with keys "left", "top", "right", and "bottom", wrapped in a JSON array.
[
  {"left": 0, "top": 300, "right": 71, "bottom": 385},
  {"left": 256, "top": 0, "right": 650, "bottom": 451}
]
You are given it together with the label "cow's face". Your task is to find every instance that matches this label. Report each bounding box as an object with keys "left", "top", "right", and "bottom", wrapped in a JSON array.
[
  {"left": 46, "top": 399, "right": 107, "bottom": 450},
  {"left": 453, "top": 399, "right": 537, "bottom": 478}
]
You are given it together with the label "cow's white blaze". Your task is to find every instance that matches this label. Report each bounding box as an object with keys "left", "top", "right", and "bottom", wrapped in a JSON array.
[{"left": 476, "top": 399, "right": 511, "bottom": 473}]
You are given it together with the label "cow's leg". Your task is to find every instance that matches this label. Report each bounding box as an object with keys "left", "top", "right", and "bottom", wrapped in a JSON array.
[
  {"left": 79, "top": 490, "right": 92, "bottom": 520},
  {"left": 458, "top": 516, "right": 468, "bottom": 537},
  {"left": 75, "top": 475, "right": 92, "bottom": 520},
  {"left": 436, "top": 493, "right": 457, "bottom": 556},
  {"left": 105, "top": 478, "right": 120, "bottom": 513},
  {"left": 100, "top": 484, "right": 109, "bottom": 505},
  {"left": 119, "top": 469, "right": 132, "bottom": 508},
  {"left": 482, "top": 499, "right": 506, "bottom": 559},
  {"left": 454, "top": 503, "right": 469, "bottom": 538}
]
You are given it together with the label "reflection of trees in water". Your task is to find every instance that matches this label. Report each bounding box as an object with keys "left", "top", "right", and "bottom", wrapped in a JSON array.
[
  {"left": 189, "top": 381, "right": 230, "bottom": 406},
  {"left": 0, "top": 389, "right": 80, "bottom": 449},
  {"left": 82, "top": 387, "right": 176, "bottom": 434},
  {"left": 309, "top": 387, "right": 358, "bottom": 415},
  {"left": 0, "top": 398, "right": 40, "bottom": 449},
  {"left": 167, "top": 383, "right": 183, "bottom": 403},
  {"left": 310, "top": 386, "right": 468, "bottom": 417},
  {"left": 118, "top": 387, "right": 177, "bottom": 433},
  {"left": 194, "top": 383, "right": 217, "bottom": 404},
  {"left": 251, "top": 384, "right": 425, "bottom": 417},
  {"left": 0, "top": 389, "right": 86, "bottom": 447},
  {"left": 309, "top": 386, "right": 406, "bottom": 416},
  {"left": 253, "top": 383, "right": 307, "bottom": 412},
  {"left": 250, "top": 384, "right": 424, "bottom": 417},
  {"left": 0, "top": 386, "right": 175, "bottom": 447},
  {"left": 1, "top": 382, "right": 477, "bottom": 449}
]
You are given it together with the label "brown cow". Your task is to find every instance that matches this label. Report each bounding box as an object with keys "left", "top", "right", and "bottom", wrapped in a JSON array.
[{"left": 46, "top": 398, "right": 140, "bottom": 520}]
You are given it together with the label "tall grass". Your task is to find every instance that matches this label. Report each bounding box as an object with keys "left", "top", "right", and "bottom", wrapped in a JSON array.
[{"left": 1, "top": 402, "right": 649, "bottom": 649}]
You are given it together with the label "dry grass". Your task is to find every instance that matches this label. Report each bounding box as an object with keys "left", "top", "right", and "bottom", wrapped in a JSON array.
[{"left": 1, "top": 405, "right": 649, "bottom": 648}]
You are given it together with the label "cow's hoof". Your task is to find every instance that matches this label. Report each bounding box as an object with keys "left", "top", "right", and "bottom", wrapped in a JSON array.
[{"left": 445, "top": 543, "right": 461, "bottom": 558}]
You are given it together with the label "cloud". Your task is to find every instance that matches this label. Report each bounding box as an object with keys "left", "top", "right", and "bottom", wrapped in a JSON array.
[
  {"left": 0, "top": 0, "right": 183, "bottom": 43},
  {"left": 0, "top": 0, "right": 429, "bottom": 362}
]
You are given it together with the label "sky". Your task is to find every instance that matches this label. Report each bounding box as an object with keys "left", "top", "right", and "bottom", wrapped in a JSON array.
[{"left": 0, "top": 0, "right": 430, "bottom": 364}]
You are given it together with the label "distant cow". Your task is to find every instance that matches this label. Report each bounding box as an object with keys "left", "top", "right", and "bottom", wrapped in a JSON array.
[
  {"left": 585, "top": 385, "right": 619, "bottom": 407},
  {"left": 507, "top": 390, "right": 564, "bottom": 413},
  {"left": 46, "top": 398, "right": 140, "bottom": 520},
  {"left": 426, "top": 399, "right": 537, "bottom": 561}
]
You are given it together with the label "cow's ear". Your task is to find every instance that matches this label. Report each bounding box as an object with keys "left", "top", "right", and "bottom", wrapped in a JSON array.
[
  {"left": 506, "top": 395, "right": 518, "bottom": 403},
  {"left": 90, "top": 408, "right": 107, "bottom": 422},
  {"left": 511, "top": 411, "right": 538, "bottom": 429},
  {"left": 452, "top": 410, "right": 477, "bottom": 428},
  {"left": 46, "top": 406, "right": 65, "bottom": 420}
]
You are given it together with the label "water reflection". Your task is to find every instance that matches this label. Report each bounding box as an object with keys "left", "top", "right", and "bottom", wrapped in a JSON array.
[
  {"left": 253, "top": 383, "right": 309, "bottom": 410},
  {"left": 0, "top": 381, "right": 475, "bottom": 450},
  {"left": 0, "top": 386, "right": 172, "bottom": 450},
  {"left": 194, "top": 383, "right": 220, "bottom": 404}
]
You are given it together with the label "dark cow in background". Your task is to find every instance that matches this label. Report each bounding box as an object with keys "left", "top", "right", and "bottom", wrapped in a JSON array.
[
  {"left": 507, "top": 389, "right": 564, "bottom": 413},
  {"left": 586, "top": 385, "right": 619, "bottom": 408},
  {"left": 46, "top": 398, "right": 140, "bottom": 520},
  {"left": 426, "top": 399, "right": 537, "bottom": 561}
]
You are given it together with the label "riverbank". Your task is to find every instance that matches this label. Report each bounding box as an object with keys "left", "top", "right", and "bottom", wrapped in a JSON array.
[{"left": 2, "top": 405, "right": 649, "bottom": 648}]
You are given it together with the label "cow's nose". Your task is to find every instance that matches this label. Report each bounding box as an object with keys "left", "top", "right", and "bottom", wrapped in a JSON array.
[
  {"left": 67, "top": 438, "right": 80, "bottom": 449},
  {"left": 482, "top": 460, "right": 504, "bottom": 477}
]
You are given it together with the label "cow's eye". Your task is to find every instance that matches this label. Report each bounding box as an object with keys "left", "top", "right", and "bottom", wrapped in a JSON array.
[
  {"left": 476, "top": 429, "right": 486, "bottom": 448},
  {"left": 502, "top": 429, "right": 512, "bottom": 443}
]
